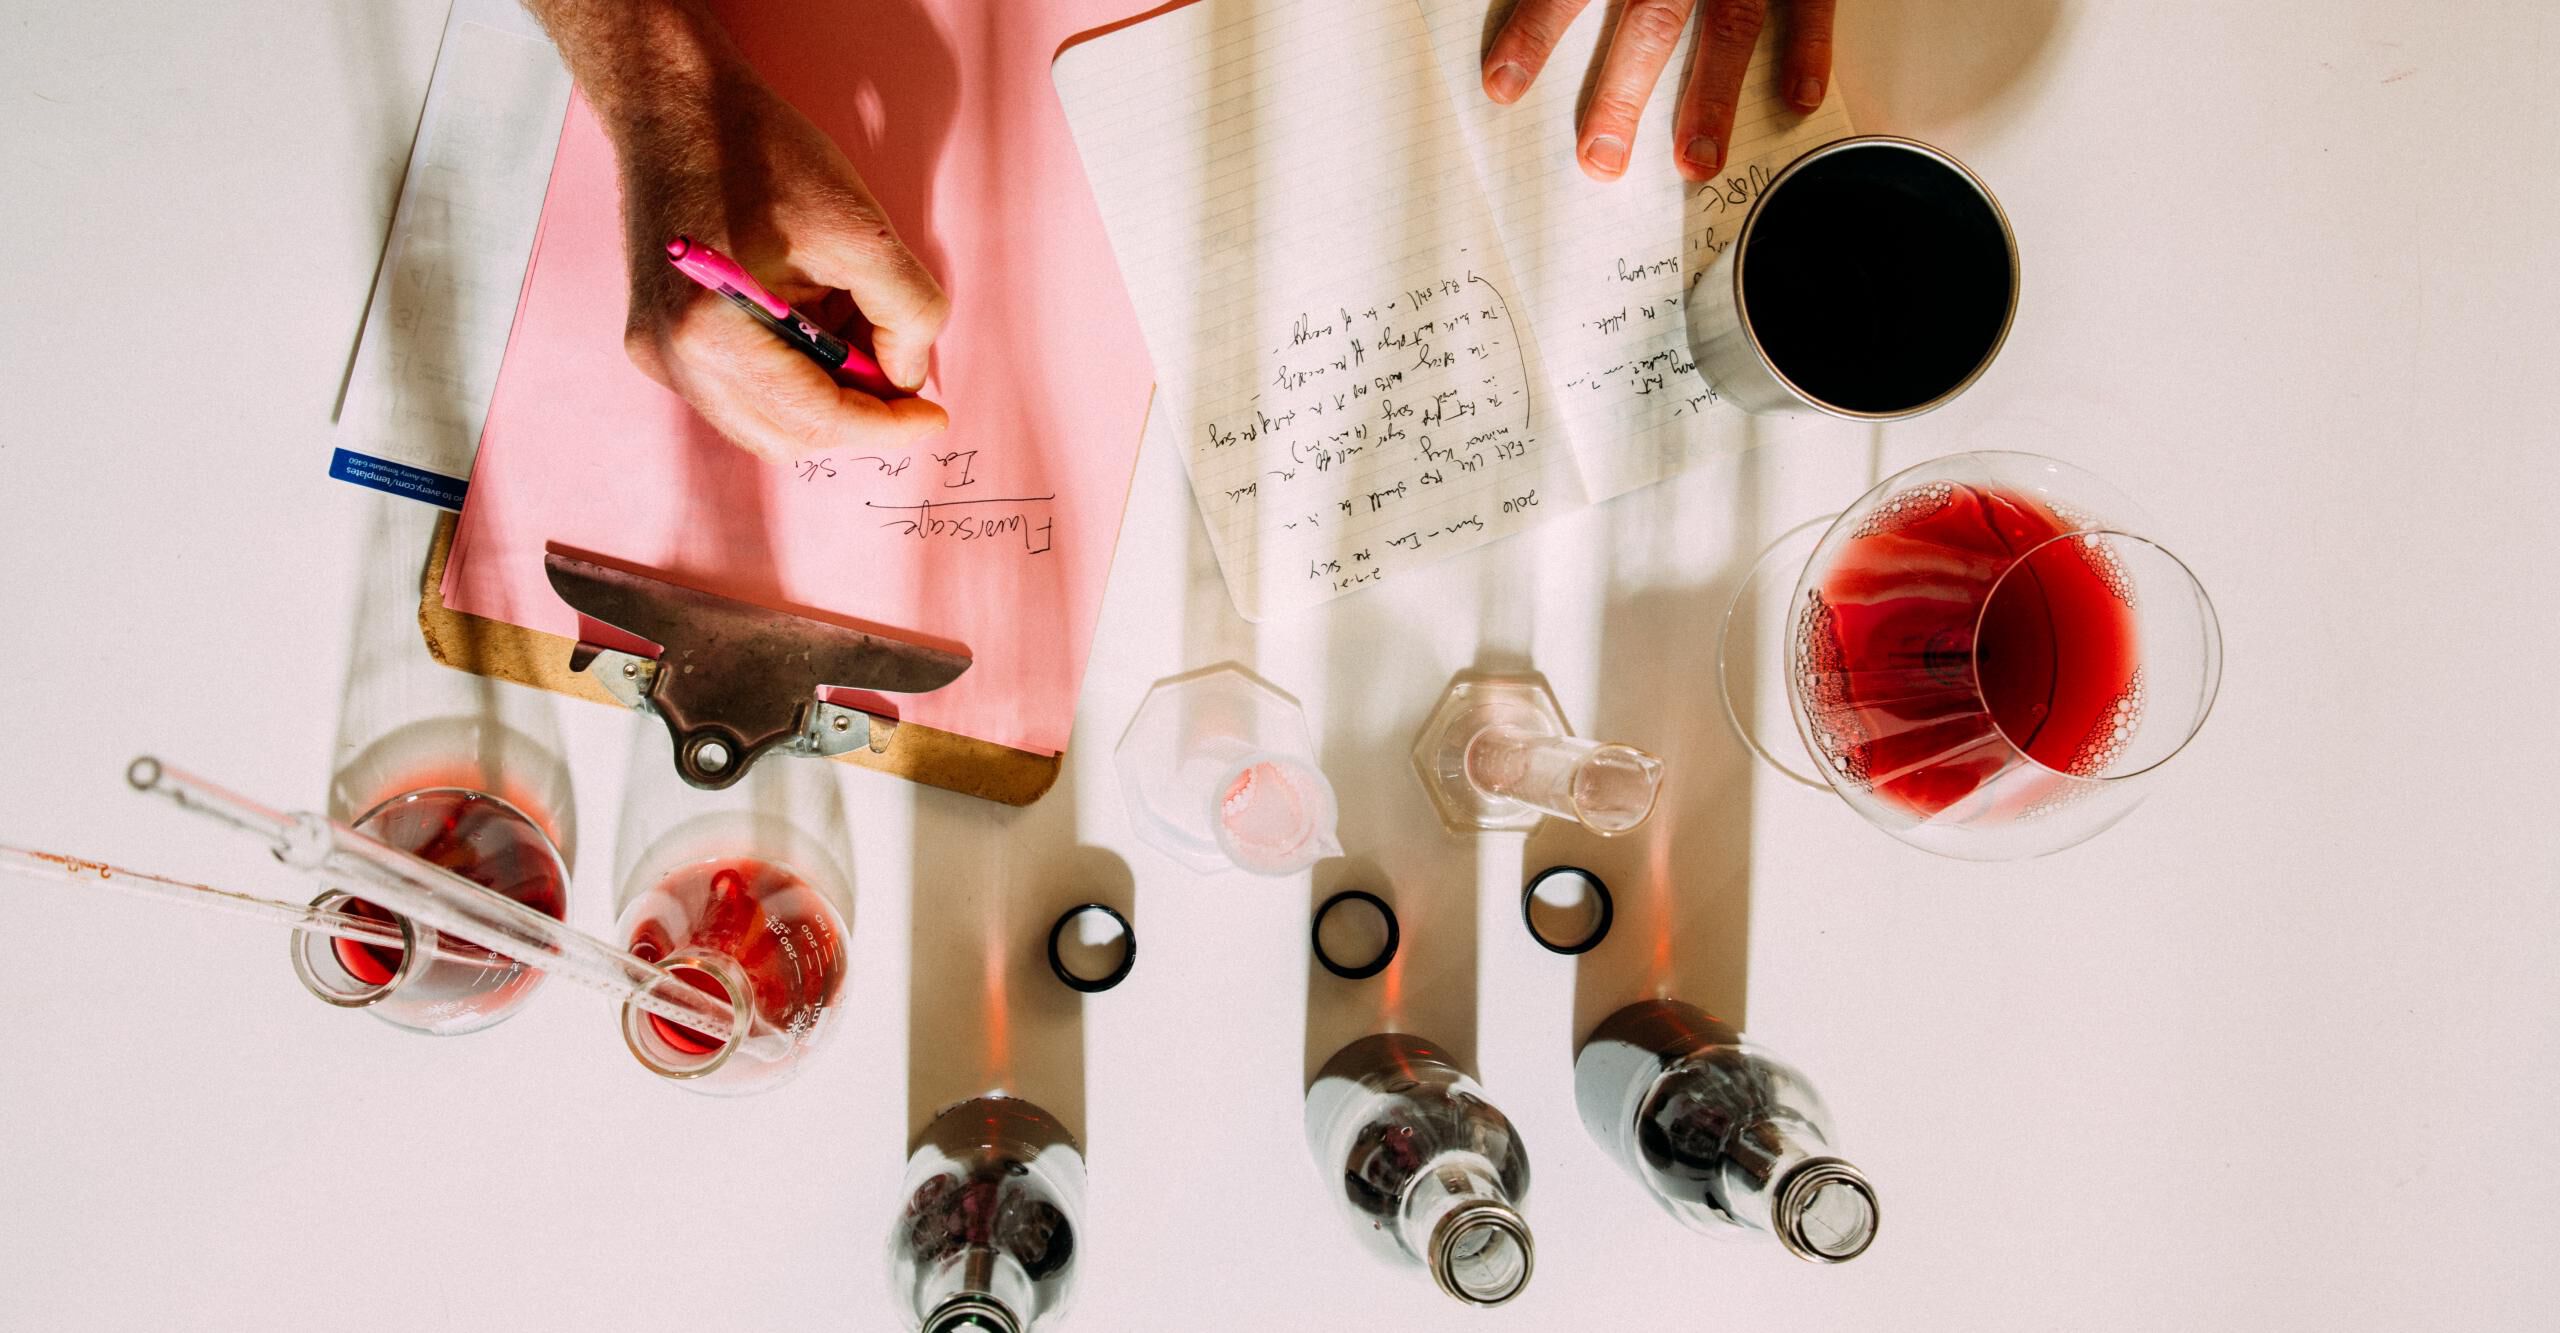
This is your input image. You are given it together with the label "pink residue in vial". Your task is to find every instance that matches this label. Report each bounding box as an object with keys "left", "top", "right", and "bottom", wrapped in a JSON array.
[{"left": 1219, "top": 760, "right": 1320, "bottom": 870}]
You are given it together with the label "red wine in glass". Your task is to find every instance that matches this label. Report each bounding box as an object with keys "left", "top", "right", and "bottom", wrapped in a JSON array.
[{"left": 1796, "top": 482, "right": 2146, "bottom": 821}]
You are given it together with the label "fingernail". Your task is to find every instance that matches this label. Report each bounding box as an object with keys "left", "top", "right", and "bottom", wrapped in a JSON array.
[
  {"left": 1486, "top": 62, "right": 1528, "bottom": 103},
  {"left": 1585, "top": 134, "right": 1628, "bottom": 175},
  {"left": 1795, "top": 76, "right": 1825, "bottom": 107},
  {"left": 1683, "top": 136, "right": 1721, "bottom": 174}
]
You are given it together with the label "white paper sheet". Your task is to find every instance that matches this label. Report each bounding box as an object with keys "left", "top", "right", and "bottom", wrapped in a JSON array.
[
  {"left": 331, "top": 0, "right": 569, "bottom": 507},
  {"left": 1417, "top": 0, "right": 1854, "bottom": 500},
  {"left": 1058, "top": 1, "right": 1852, "bottom": 616},
  {"left": 1056, "top": 1, "right": 1582, "bottom": 621}
]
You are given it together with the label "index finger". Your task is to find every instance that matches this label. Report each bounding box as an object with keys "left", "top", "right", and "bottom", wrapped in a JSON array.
[
  {"left": 1576, "top": 0, "right": 1698, "bottom": 181},
  {"left": 1480, "top": 0, "right": 1597, "bottom": 104},
  {"left": 796, "top": 211, "right": 952, "bottom": 394},
  {"left": 730, "top": 377, "right": 951, "bottom": 462},
  {"left": 1781, "top": 0, "right": 1838, "bottom": 112},
  {"left": 676, "top": 324, "right": 950, "bottom": 462},
  {"left": 1673, "top": 0, "right": 1768, "bottom": 181}
]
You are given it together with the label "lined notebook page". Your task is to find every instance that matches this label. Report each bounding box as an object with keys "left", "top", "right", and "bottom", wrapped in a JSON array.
[
  {"left": 1057, "top": 1, "right": 1580, "bottom": 621},
  {"left": 1418, "top": 2, "right": 1852, "bottom": 499}
]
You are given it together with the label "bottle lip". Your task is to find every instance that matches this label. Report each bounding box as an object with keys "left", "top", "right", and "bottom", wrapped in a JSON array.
[
  {"left": 355, "top": 784, "right": 568, "bottom": 875},
  {"left": 1773, "top": 1157, "right": 1880, "bottom": 1264},
  {"left": 914, "top": 1093, "right": 1086, "bottom": 1165},
  {"left": 1428, "top": 1199, "right": 1535, "bottom": 1307},
  {"left": 923, "top": 1292, "right": 1023, "bottom": 1333}
]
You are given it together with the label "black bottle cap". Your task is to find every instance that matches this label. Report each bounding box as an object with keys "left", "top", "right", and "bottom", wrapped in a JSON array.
[
  {"left": 1521, "top": 865, "right": 1614, "bottom": 955},
  {"left": 1046, "top": 902, "right": 1135, "bottom": 993},
  {"left": 1312, "top": 889, "right": 1400, "bottom": 980}
]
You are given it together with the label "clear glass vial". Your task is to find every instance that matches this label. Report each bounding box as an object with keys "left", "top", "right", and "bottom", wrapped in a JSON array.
[
  {"left": 1413, "top": 672, "right": 1664, "bottom": 836},
  {"left": 890, "top": 1096, "right": 1086, "bottom": 1333},
  {"left": 1304, "top": 1033, "right": 1534, "bottom": 1306},
  {"left": 1575, "top": 998, "right": 1878, "bottom": 1262}
]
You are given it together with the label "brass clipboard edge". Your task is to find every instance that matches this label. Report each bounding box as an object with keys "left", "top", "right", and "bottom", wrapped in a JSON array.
[{"left": 416, "top": 512, "right": 1063, "bottom": 807}]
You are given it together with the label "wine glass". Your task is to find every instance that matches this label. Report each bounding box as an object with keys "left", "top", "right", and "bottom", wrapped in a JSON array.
[{"left": 1720, "top": 452, "right": 2222, "bottom": 859}]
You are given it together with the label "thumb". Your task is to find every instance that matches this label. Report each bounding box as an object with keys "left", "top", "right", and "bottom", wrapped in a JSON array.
[{"left": 796, "top": 211, "right": 950, "bottom": 392}]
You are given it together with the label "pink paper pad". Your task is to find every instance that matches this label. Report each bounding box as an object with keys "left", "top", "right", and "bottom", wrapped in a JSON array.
[{"left": 442, "top": 0, "right": 1158, "bottom": 757}]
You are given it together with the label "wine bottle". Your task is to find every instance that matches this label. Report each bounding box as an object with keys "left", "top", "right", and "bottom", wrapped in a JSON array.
[
  {"left": 1575, "top": 998, "right": 1878, "bottom": 1262},
  {"left": 890, "top": 1096, "right": 1085, "bottom": 1333},
  {"left": 1304, "top": 1033, "right": 1533, "bottom": 1306}
]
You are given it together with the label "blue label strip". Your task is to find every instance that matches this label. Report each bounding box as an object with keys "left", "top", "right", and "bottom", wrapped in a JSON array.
[{"left": 329, "top": 448, "right": 469, "bottom": 511}]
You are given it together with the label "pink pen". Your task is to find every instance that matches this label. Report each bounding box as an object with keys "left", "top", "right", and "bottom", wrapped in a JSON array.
[{"left": 663, "top": 236, "right": 908, "bottom": 399}]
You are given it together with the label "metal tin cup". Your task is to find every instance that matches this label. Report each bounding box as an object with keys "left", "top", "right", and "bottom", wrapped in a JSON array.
[{"left": 1687, "top": 136, "right": 2019, "bottom": 419}]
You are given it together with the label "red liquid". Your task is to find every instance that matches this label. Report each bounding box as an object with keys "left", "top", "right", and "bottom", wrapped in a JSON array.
[
  {"left": 1796, "top": 483, "right": 2143, "bottom": 819},
  {"left": 332, "top": 788, "right": 568, "bottom": 993},
  {"left": 625, "top": 859, "right": 847, "bottom": 1053}
]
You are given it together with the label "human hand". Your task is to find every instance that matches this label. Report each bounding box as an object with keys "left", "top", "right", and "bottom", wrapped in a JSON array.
[
  {"left": 597, "top": 35, "right": 949, "bottom": 462},
  {"left": 1479, "top": 0, "right": 1835, "bottom": 183}
]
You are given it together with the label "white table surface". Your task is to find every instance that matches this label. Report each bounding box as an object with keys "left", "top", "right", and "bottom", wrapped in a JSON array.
[{"left": 5, "top": 2, "right": 2556, "bottom": 1329}]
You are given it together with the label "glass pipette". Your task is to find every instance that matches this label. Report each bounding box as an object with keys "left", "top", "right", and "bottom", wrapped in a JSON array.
[
  {"left": 0, "top": 842, "right": 476, "bottom": 964},
  {"left": 125, "top": 756, "right": 791, "bottom": 1061}
]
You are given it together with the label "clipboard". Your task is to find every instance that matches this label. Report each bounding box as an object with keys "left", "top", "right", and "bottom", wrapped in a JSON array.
[{"left": 415, "top": 513, "right": 1064, "bottom": 806}]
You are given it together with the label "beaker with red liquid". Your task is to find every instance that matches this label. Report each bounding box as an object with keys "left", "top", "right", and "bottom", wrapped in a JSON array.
[
  {"left": 289, "top": 785, "right": 570, "bottom": 1035},
  {"left": 610, "top": 734, "right": 852, "bottom": 1095},
  {"left": 306, "top": 493, "right": 583, "bottom": 1033}
]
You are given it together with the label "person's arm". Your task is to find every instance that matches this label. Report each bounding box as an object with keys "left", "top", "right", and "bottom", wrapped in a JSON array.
[
  {"left": 1479, "top": 0, "right": 1836, "bottom": 183},
  {"left": 521, "top": 0, "right": 949, "bottom": 460}
]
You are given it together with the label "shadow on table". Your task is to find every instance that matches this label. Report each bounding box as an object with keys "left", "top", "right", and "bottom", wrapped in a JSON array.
[
  {"left": 606, "top": 712, "right": 856, "bottom": 935},
  {"left": 905, "top": 759, "right": 1128, "bottom": 1153},
  {"left": 1836, "top": 0, "right": 2070, "bottom": 143},
  {"left": 329, "top": 500, "right": 583, "bottom": 867},
  {"left": 321, "top": 3, "right": 592, "bottom": 866},
  {"left": 1300, "top": 529, "right": 1550, "bottom": 1087},
  {"left": 1301, "top": 595, "right": 1485, "bottom": 1086},
  {"left": 326, "top": 0, "right": 430, "bottom": 418},
  {"left": 1530, "top": 437, "right": 1786, "bottom": 1048}
]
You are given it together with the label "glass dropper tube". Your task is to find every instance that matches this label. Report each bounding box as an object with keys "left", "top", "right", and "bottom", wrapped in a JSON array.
[
  {"left": 125, "top": 756, "right": 792, "bottom": 1061},
  {"left": 0, "top": 843, "right": 476, "bottom": 964}
]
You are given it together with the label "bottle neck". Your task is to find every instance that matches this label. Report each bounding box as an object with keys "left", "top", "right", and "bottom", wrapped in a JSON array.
[
  {"left": 1396, "top": 1154, "right": 1534, "bottom": 1307},
  {"left": 916, "top": 1248, "right": 1038, "bottom": 1333},
  {"left": 1715, "top": 1123, "right": 1880, "bottom": 1264}
]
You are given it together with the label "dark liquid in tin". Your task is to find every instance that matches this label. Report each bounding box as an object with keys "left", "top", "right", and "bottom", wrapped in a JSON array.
[{"left": 1741, "top": 148, "right": 2015, "bottom": 414}]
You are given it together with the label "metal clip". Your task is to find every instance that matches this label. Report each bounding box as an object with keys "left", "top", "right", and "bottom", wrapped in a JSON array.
[{"left": 546, "top": 553, "right": 969, "bottom": 790}]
